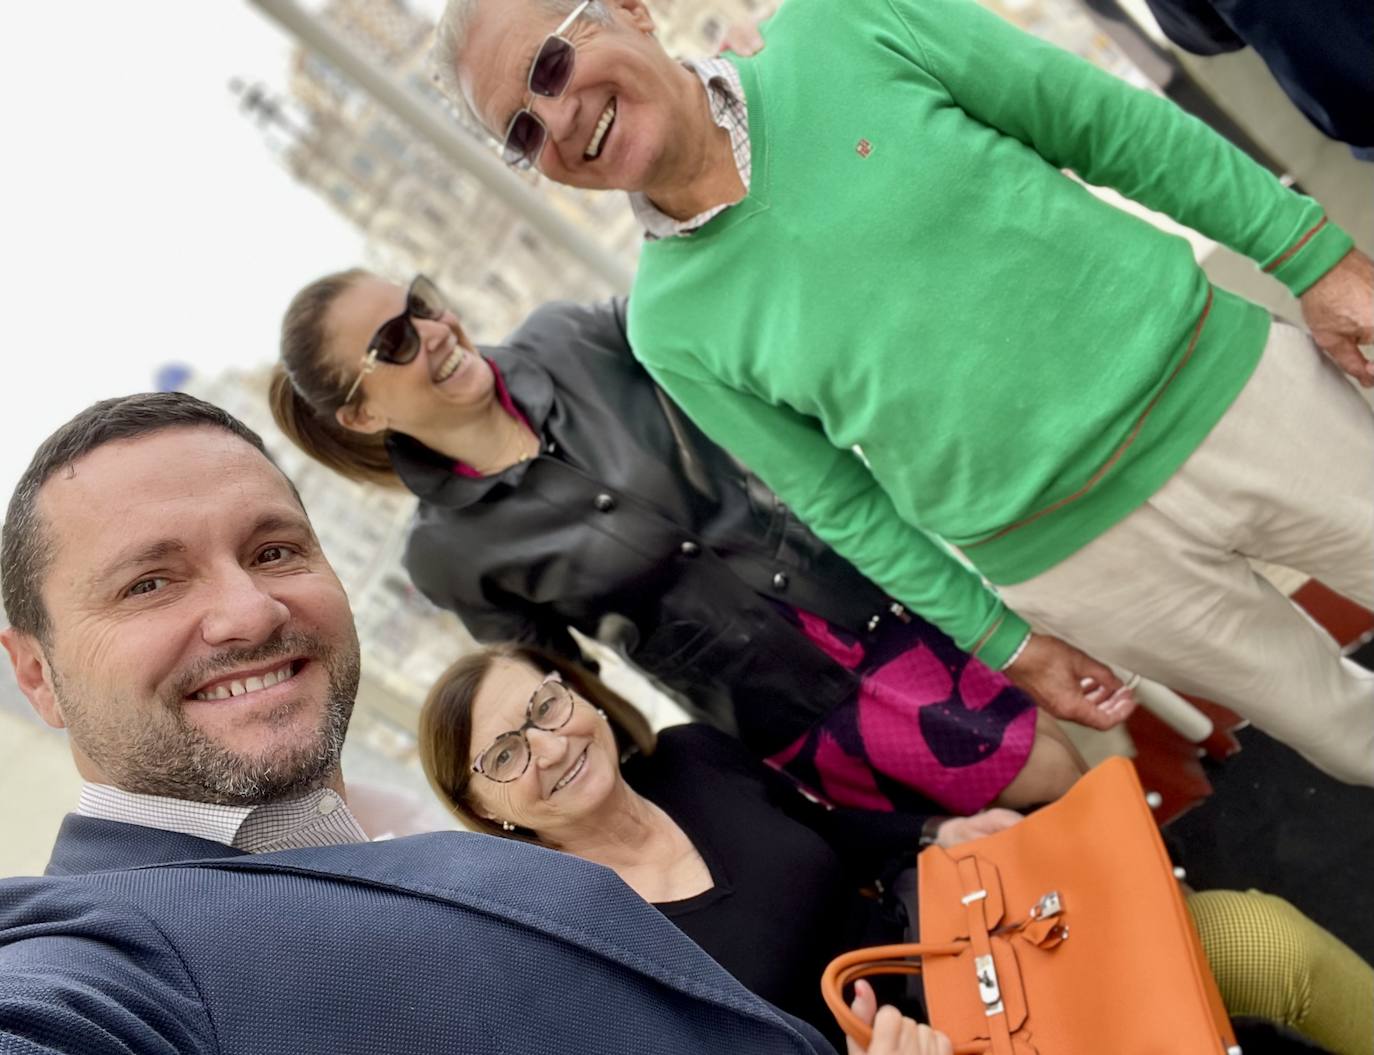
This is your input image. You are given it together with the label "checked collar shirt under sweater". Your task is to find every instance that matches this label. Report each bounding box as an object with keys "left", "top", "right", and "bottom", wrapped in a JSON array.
[{"left": 629, "top": 57, "right": 751, "bottom": 240}]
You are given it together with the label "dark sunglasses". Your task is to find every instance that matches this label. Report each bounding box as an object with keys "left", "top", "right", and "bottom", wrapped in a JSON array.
[
  {"left": 501, "top": 0, "right": 592, "bottom": 170},
  {"left": 343, "top": 274, "right": 448, "bottom": 403}
]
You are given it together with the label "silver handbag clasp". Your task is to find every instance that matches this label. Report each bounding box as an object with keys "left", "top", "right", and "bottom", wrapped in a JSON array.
[{"left": 974, "top": 954, "right": 1005, "bottom": 1016}]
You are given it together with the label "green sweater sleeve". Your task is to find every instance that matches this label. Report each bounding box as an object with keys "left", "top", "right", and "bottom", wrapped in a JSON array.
[
  {"left": 885, "top": 0, "right": 1353, "bottom": 295},
  {"left": 643, "top": 362, "right": 1031, "bottom": 668}
]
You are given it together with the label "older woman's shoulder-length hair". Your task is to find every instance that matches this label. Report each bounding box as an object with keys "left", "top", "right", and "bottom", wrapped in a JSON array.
[{"left": 419, "top": 643, "right": 657, "bottom": 842}]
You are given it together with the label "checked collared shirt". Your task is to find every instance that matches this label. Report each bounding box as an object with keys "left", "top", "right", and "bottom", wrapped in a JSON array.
[
  {"left": 77, "top": 782, "right": 369, "bottom": 853},
  {"left": 629, "top": 57, "right": 752, "bottom": 240}
]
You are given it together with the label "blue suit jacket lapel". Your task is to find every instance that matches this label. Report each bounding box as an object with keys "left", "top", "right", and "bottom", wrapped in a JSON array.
[{"left": 45, "top": 813, "right": 245, "bottom": 876}]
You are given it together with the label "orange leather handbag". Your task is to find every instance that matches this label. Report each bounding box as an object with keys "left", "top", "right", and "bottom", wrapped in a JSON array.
[{"left": 821, "top": 756, "right": 1238, "bottom": 1054}]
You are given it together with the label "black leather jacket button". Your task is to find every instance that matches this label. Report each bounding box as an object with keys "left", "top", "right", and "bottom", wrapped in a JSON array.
[
  {"left": 680, "top": 540, "right": 701, "bottom": 557},
  {"left": 771, "top": 572, "right": 789, "bottom": 591},
  {"left": 593, "top": 493, "right": 616, "bottom": 513}
]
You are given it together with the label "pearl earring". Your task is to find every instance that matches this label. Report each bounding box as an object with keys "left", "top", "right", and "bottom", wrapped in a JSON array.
[
  {"left": 499, "top": 820, "right": 516, "bottom": 832},
  {"left": 596, "top": 708, "right": 608, "bottom": 720}
]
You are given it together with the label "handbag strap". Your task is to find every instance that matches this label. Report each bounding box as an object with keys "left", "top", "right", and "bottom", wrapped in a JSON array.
[
  {"left": 956, "top": 857, "right": 1019, "bottom": 1055},
  {"left": 820, "top": 941, "right": 990, "bottom": 1053}
]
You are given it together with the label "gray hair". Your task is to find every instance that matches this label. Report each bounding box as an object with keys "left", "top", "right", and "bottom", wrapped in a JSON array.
[
  {"left": 0, "top": 392, "right": 295, "bottom": 644},
  {"left": 429, "top": 0, "right": 610, "bottom": 134}
]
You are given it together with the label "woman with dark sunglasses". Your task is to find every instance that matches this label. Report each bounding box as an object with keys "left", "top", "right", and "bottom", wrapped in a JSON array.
[{"left": 270, "top": 270, "right": 1092, "bottom": 822}]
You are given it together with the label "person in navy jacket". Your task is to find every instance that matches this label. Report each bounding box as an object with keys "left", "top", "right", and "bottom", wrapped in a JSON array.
[{"left": 0, "top": 392, "right": 946, "bottom": 1055}]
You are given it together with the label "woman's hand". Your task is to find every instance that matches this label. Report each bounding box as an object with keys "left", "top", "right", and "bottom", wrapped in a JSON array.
[
  {"left": 936, "top": 808, "right": 1024, "bottom": 848},
  {"left": 846, "top": 980, "right": 953, "bottom": 1055}
]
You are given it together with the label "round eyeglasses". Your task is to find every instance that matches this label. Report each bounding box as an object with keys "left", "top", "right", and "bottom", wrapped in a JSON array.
[{"left": 471, "top": 673, "right": 576, "bottom": 783}]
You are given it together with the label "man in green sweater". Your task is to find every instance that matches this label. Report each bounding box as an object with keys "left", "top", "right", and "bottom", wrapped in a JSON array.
[{"left": 435, "top": 0, "right": 1374, "bottom": 784}]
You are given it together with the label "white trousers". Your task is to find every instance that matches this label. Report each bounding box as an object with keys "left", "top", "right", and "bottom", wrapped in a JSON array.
[{"left": 999, "top": 321, "right": 1374, "bottom": 784}]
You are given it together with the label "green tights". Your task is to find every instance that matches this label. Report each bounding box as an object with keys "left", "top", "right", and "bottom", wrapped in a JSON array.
[{"left": 1188, "top": 889, "right": 1373, "bottom": 1055}]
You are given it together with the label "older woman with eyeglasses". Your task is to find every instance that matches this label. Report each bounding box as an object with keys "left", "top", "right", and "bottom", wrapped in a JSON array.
[
  {"left": 421, "top": 642, "right": 999, "bottom": 1054},
  {"left": 270, "top": 269, "right": 1097, "bottom": 826},
  {"left": 421, "top": 644, "right": 1374, "bottom": 1055}
]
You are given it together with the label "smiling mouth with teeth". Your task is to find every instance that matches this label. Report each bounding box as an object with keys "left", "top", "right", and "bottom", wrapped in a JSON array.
[
  {"left": 583, "top": 98, "right": 616, "bottom": 160},
  {"left": 551, "top": 748, "right": 588, "bottom": 793},
  {"left": 433, "top": 334, "right": 466, "bottom": 384},
  {"left": 190, "top": 661, "right": 299, "bottom": 702}
]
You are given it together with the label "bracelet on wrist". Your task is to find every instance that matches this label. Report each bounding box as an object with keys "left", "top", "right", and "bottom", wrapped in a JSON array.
[{"left": 999, "top": 632, "right": 1032, "bottom": 671}]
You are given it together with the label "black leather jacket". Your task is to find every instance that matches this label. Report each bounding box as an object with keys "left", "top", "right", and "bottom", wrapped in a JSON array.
[{"left": 393, "top": 298, "right": 917, "bottom": 754}]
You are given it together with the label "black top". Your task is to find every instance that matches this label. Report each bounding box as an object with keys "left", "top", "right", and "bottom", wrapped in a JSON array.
[
  {"left": 391, "top": 298, "right": 925, "bottom": 755},
  {"left": 623, "top": 724, "right": 929, "bottom": 1046}
]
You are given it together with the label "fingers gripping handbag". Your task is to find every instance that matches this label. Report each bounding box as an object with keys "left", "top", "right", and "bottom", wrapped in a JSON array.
[{"left": 821, "top": 757, "right": 1239, "bottom": 1054}]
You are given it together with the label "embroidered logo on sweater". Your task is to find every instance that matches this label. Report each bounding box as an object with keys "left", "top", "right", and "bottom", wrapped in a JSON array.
[{"left": 856, "top": 138, "right": 873, "bottom": 158}]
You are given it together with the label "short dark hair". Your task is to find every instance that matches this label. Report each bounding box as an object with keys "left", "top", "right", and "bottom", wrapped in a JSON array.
[{"left": 1, "top": 392, "right": 289, "bottom": 642}]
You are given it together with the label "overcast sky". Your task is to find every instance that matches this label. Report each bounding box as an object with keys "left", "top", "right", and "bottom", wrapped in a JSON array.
[{"left": 0, "top": 3, "right": 375, "bottom": 500}]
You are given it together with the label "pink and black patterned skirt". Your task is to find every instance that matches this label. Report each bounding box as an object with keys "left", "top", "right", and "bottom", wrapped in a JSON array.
[{"left": 765, "top": 607, "right": 1037, "bottom": 815}]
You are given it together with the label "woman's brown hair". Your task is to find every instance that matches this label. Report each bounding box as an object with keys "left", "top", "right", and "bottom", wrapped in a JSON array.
[
  {"left": 419, "top": 644, "right": 658, "bottom": 842},
  {"left": 269, "top": 268, "right": 405, "bottom": 489}
]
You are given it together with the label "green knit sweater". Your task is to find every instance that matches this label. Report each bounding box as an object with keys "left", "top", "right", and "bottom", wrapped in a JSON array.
[{"left": 626, "top": 0, "right": 1353, "bottom": 668}]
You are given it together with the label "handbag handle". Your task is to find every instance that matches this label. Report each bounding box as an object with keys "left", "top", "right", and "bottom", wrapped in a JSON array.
[{"left": 821, "top": 942, "right": 988, "bottom": 1053}]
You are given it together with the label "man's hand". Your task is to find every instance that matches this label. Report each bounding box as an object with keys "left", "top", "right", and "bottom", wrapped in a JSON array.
[
  {"left": 936, "top": 808, "right": 1024, "bottom": 848},
  {"left": 846, "top": 980, "right": 953, "bottom": 1055},
  {"left": 1299, "top": 248, "right": 1374, "bottom": 388},
  {"left": 1004, "top": 634, "right": 1136, "bottom": 730}
]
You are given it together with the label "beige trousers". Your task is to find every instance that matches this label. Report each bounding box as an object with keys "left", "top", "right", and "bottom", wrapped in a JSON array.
[{"left": 999, "top": 321, "right": 1374, "bottom": 784}]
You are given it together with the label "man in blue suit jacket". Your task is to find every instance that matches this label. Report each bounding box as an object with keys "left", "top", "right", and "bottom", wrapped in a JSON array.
[{"left": 0, "top": 392, "right": 917, "bottom": 1055}]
